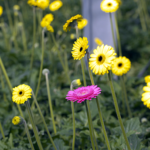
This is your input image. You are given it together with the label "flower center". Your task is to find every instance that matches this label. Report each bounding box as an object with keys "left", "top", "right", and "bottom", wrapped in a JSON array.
[
  {"left": 118, "top": 63, "right": 123, "bottom": 67},
  {"left": 97, "top": 54, "right": 106, "bottom": 65},
  {"left": 19, "top": 91, "right": 24, "bottom": 96},
  {"left": 107, "top": 3, "right": 112, "bottom": 6},
  {"left": 80, "top": 47, "right": 83, "bottom": 52}
]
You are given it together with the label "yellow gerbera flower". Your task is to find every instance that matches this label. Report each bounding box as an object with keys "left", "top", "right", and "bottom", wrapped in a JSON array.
[
  {"left": 40, "top": 13, "right": 54, "bottom": 28},
  {"left": 63, "top": 14, "right": 83, "bottom": 32},
  {"left": 36, "top": 0, "right": 50, "bottom": 10},
  {"left": 78, "top": 18, "right": 88, "bottom": 29},
  {"left": 12, "top": 116, "right": 21, "bottom": 125},
  {"left": 12, "top": 84, "right": 32, "bottom": 104},
  {"left": 72, "top": 37, "right": 89, "bottom": 60},
  {"left": 100, "top": 0, "right": 119, "bottom": 13},
  {"left": 94, "top": 38, "right": 103, "bottom": 45},
  {"left": 142, "top": 85, "right": 150, "bottom": 108},
  {"left": 145, "top": 75, "right": 150, "bottom": 83},
  {"left": 0, "top": 6, "right": 3, "bottom": 16},
  {"left": 89, "top": 44, "right": 116, "bottom": 75},
  {"left": 46, "top": 25, "right": 54, "bottom": 32},
  {"left": 27, "top": 0, "right": 37, "bottom": 6},
  {"left": 112, "top": 56, "right": 131, "bottom": 76},
  {"left": 49, "top": 0, "right": 63, "bottom": 11}
]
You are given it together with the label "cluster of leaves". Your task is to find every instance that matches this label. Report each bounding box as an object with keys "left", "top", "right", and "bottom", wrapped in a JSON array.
[{"left": 0, "top": 0, "right": 150, "bottom": 149}]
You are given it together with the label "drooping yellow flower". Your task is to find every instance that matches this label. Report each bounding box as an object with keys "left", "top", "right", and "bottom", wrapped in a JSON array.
[
  {"left": 27, "top": 0, "right": 37, "bottom": 7},
  {"left": 49, "top": 0, "right": 63, "bottom": 11},
  {"left": 89, "top": 44, "right": 116, "bottom": 75},
  {"left": 40, "top": 13, "right": 54, "bottom": 28},
  {"left": 94, "top": 38, "right": 103, "bottom": 45},
  {"left": 12, "top": 116, "right": 21, "bottom": 125},
  {"left": 111, "top": 56, "right": 131, "bottom": 76},
  {"left": 46, "top": 25, "right": 54, "bottom": 32},
  {"left": 13, "top": 5, "right": 20, "bottom": 11},
  {"left": 100, "top": 0, "right": 119, "bottom": 13},
  {"left": 145, "top": 75, "right": 150, "bottom": 83},
  {"left": 0, "top": 6, "right": 3, "bottom": 16},
  {"left": 12, "top": 84, "right": 32, "bottom": 104},
  {"left": 63, "top": 14, "right": 83, "bottom": 32},
  {"left": 78, "top": 19, "right": 88, "bottom": 29},
  {"left": 72, "top": 37, "right": 89, "bottom": 60},
  {"left": 36, "top": 0, "right": 50, "bottom": 9}
]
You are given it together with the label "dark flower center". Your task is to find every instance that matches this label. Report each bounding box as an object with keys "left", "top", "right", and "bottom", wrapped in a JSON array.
[
  {"left": 107, "top": 3, "right": 112, "bottom": 6},
  {"left": 98, "top": 56, "right": 103, "bottom": 62},
  {"left": 80, "top": 47, "right": 83, "bottom": 52},
  {"left": 118, "top": 63, "right": 122, "bottom": 67},
  {"left": 19, "top": 91, "right": 22, "bottom": 95}
]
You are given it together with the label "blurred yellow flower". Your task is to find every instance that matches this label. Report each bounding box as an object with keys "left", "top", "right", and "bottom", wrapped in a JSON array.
[
  {"left": 36, "top": 0, "right": 50, "bottom": 10},
  {"left": 41, "top": 13, "right": 54, "bottom": 28},
  {"left": 63, "top": 14, "right": 82, "bottom": 32},
  {"left": 142, "top": 85, "right": 150, "bottom": 109},
  {"left": 78, "top": 18, "right": 88, "bottom": 29},
  {"left": 27, "top": 0, "right": 37, "bottom": 6},
  {"left": 49, "top": 0, "right": 63, "bottom": 11},
  {"left": 100, "top": 0, "right": 119, "bottom": 13},
  {"left": 116, "top": 0, "right": 121, "bottom": 5},
  {"left": 112, "top": 56, "right": 131, "bottom": 76},
  {"left": 13, "top": 5, "right": 20, "bottom": 11},
  {"left": 94, "top": 38, "right": 103, "bottom": 45},
  {"left": 57, "top": 30, "right": 62, "bottom": 35},
  {"left": 12, "top": 84, "right": 32, "bottom": 104},
  {"left": 46, "top": 25, "right": 54, "bottom": 32},
  {"left": 145, "top": 75, "right": 150, "bottom": 83},
  {"left": 72, "top": 37, "right": 89, "bottom": 60},
  {"left": 89, "top": 45, "right": 116, "bottom": 75},
  {"left": 70, "top": 34, "right": 76, "bottom": 40},
  {"left": 72, "top": 79, "right": 81, "bottom": 87},
  {"left": 0, "top": 6, "right": 3, "bottom": 16},
  {"left": 12, "top": 116, "right": 21, "bottom": 125}
]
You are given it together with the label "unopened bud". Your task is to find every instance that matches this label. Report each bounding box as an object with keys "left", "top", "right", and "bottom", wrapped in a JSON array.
[{"left": 42, "top": 68, "right": 50, "bottom": 75}]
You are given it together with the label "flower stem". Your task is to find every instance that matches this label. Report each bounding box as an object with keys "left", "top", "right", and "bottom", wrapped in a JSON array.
[
  {"left": 109, "top": 13, "right": 117, "bottom": 52},
  {"left": 45, "top": 73, "right": 57, "bottom": 135},
  {"left": 23, "top": 120, "right": 35, "bottom": 150},
  {"left": 0, "top": 57, "right": 24, "bottom": 118},
  {"left": 30, "top": 7, "right": 36, "bottom": 70},
  {"left": 108, "top": 72, "right": 131, "bottom": 150},
  {"left": 120, "top": 76, "right": 132, "bottom": 118},
  {"left": 25, "top": 101, "right": 43, "bottom": 150},
  {"left": 71, "top": 101, "right": 75, "bottom": 150},
  {"left": 31, "top": 91, "right": 57, "bottom": 150},
  {"left": 0, "top": 122, "right": 5, "bottom": 139},
  {"left": 87, "top": 52, "right": 111, "bottom": 150},
  {"left": 114, "top": 13, "right": 122, "bottom": 56}
]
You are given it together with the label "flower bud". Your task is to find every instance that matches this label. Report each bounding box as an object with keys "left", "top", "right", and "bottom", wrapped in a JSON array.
[
  {"left": 42, "top": 68, "right": 50, "bottom": 75},
  {"left": 12, "top": 116, "right": 24, "bottom": 125}
]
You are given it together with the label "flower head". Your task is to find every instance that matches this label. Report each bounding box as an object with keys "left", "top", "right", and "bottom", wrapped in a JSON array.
[
  {"left": 12, "top": 116, "right": 21, "bottom": 125},
  {"left": 145, "top": 75, "right": 150, "bottom": 83},
  {"left": 100, "top": 0, "right": 119, "bottom": 13},
  {"left": 27, "top": 0, "right": 37, "bottom": 7},
  {"left": 41, "top": 13, "right": 54, "bottom": 28},
  {"left": 46, "top": 25, "right": 54, "bottom": 32},
  {"left": 36, "top": 0, "right": 50, "bottom": 10},
  {"left": 66, "top": 85, "right": 101, "bottom": 103},
  {"left": 13, "top": 5, "right": 20, "bottom": 11},
  {"left": 142, "top": 85, "right": 150, "bottom": 108},
  {"left": 12, "top": 84, "right": 32, "bottom": 104},
  {"left": 63, "top": 14, "right": 83, "bottom": 32},
  {"left": 78, "top": 19, "right": 88, "bottom": 29},
  {"left": 0, "top": 6, "right": 3, "bottom": 16},
  {"left": 49, "top": 0, "right": 63, "bottom": 11},
  {"left": 112, "top": 56, "right": 131, "bottom": 76},
  {"left": 89, "top": 44, "right": 116, "bottom": 75},
  {"left": 72, "top": 79, "right": 81, "bottom": 88},
  {"left": 94, "top": 38, "right": 103, "bottom": 45},
  {"left": 72, "top": 37, "right": 89, "bottom": 60}
]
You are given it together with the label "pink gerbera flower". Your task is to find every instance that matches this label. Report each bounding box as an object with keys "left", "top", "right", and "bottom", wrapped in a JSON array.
[{"left": 66, "top": 85, "right": 101, "bottom": 103}]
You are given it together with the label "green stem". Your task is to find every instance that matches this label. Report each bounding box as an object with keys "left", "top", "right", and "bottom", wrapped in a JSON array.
[
  {"left": 25, "top": 101, "right": 43, "bottom": 150},
  {"left": 114, "top": 13, "right": 122, "bottom": 56},
  {"left": 81, "top": 58, "right": 86, "bottom": 86},
  {"left": 0, "top": 122, "right": 5, "bottom": 139},
  {"left": 108, "top": 72, "right": 131, "bottom": 150},
  {"left": 71, "top": 101, "right": 75, "bottom": 150},
  {"left": 24, "top": 120, "right": 35, "bottom": 150},
  {"left": 31, "top": 91, "right": 57, "bottom": 150},
  {"left": 120, "top": 78, "right": 125, "bottom": 116},
  {"left": 13, "top": 15, "right": 18, "bottom": 50},
  {"left": 30, "top": 7, "right": 36, "bottom": 70},
  {"left": 0, "top": 58, "right": 24, "bottom": 117},
  {"left": 87, "top": 52, "right": 111, "bottom": 150},
  {"left": 121, "top": 76, "right": 132, "bottom": 118},
  {"left": 109, "top": 13, "right": 117, "bottom": 52},
  {"left": 45, "top": 73, "right": 57, "bottom": 134},
  {"left": 35, "top": 29, "right": 45, "bottom": 97}
]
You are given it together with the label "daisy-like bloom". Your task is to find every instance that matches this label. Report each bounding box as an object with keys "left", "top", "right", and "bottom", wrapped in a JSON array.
[
  {"left": 72, "top": 37, "right": 89, "bottom": 60},
  {"left": 142, "top": 85, "right": 150, "bottom": 108},
  {"left": 89, "top": 44, "right": 116, "bottom": 75},
  {"left": 94, "top": 38, "right": 103, "bottom": 45},
  {"left": 100, "top": 0, "right": 119, "bottom": 13},
  {"left": 0, "top": 6, "right": 3, "bottom": 16},
  {"left": 145, "top": 75, "right": 150, "bottom": 83},
  {"left": 111, "top": 56, "right": 131, "bottom": 76},
  {"left": 12, "top": 116, "right": 21, "bottom": 125},
  {"left": 12, "top": 84, "right": 32, "bottom": 104},
  {"left": 36, "top": 0, "right": 50, "bottom": 10},
  {"left": 27, "top": 0, "right": 37, "bottom": 7},
  {"left": 40, "top": 13, "right": 54, "bottom": 28},
  {"left": 66, "top": 85, "right": 101, "bottom": 103},
  {"left": 49, "top": 0, "right": 63, "bottom": 11},
  {"left": 63, "top": 14, "right": 83, "bottom": 32},
  {"left": 46, "top": 25, "right": 54, "bottom": 32},
  {"left": 78, "top": 18, "right": 88, "bottom": 29}
]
